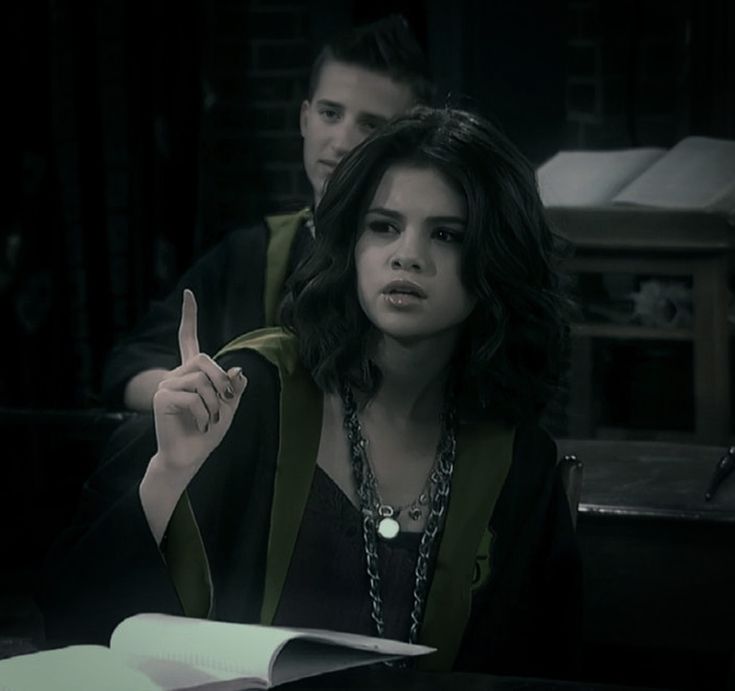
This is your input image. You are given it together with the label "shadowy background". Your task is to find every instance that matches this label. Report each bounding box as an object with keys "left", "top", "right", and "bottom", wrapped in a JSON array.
[
  {"left": 4, "top": 0, "right": 732, "bottom": 410},
  {"left": 2, "top": 1, "right": 735, "bottom": 688}
]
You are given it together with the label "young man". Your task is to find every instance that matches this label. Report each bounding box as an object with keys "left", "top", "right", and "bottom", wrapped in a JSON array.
[{"left": 102, "top": 15, "right": 433, "bottom": 411}]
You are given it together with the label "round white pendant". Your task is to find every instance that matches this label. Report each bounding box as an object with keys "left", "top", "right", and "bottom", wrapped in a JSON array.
[{"left": 377, "top": 516, "right": 400, "bottom": 540}]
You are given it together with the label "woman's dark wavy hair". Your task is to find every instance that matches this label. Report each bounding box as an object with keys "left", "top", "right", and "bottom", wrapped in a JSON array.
[{"left": 280, "top": 106, "right": 572, "bottom": 425}]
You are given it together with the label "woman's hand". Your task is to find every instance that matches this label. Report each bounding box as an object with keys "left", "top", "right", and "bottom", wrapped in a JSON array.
[
  {"left": 151, "top": 289, "right": 248, "bottom": 479},
  {"left": 141, "top": 289, "right": 248, "bottom": 544}
]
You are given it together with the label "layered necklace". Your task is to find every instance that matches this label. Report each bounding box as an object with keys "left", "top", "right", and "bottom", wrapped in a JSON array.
[{"left": 340, "top": 381, "right": 457, "bottom": 643}]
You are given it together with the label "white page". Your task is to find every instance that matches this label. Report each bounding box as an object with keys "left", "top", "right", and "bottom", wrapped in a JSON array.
[
  {"left": 269, "top": 640, "right": 396, "bottom": 686},
  {"left": 111, "top": 615, "right": 287, "bottom": 682},
  {"left": 125, "top": 654, "right": 266, "bottom": 691},
  {"left": 111, "top": 614, "right": 434, "bottom": 688},
  {"left": 276, "top": 626, "right": 433, "bottom": 656},
  {"left": 0, "top": 646, "right": 160, "bottom": 691},
  {"left": 536, "top": 148, "right": 666, "bottom": 206},
  {"left": 613, "top": 136, "right": 735, "bottom": 212}
]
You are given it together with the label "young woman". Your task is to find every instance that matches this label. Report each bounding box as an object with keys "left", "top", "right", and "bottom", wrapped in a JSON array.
[{"left": 42, "top": 107, "right": 581, "bottom": 679}]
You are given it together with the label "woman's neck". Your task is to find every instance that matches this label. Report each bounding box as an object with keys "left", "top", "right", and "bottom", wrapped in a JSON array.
[{"left": 364, "top": 334, "right": 457, "bottom": 424}]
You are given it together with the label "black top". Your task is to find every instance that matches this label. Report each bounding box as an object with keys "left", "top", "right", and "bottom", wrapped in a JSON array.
[{"left": 274, "top": 466, "right": 421, "bottom": 641}]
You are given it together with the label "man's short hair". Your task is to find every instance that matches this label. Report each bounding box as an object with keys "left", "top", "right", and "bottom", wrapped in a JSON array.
[{"left": 307, "top": 14, "right": 434, "bottom": 106}]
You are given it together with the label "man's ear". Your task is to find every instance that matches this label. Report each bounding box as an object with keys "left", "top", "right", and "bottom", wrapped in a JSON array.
[{"left": 299, "top": 100, "right": 310, "bottom": 138}]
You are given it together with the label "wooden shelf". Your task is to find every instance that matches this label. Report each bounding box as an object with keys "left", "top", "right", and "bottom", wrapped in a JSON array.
[
  {"left": 571, "top": 323, "right": 693, "bottom": 341},
  {"left": 555, "top": 207, "right": 732, "bottom": 444}
]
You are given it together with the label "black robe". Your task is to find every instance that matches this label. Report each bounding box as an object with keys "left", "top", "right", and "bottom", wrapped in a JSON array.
[
  {"left": 41, "top": 330, "right": 583, "bottom": 680},
  {"left": 100, "top": 209, "right": 313, "bottom": 406}
]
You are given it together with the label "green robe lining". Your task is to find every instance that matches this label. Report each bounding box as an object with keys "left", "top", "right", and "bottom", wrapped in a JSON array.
[
  {"left": 163, "top": 208, "right": 310, "bottom": 619},
  {"left": 167, "top": 329, "right": 515, "bottom": 671},
  {"left": 262, "top": 208, "right": 312, "bottom": 326}
]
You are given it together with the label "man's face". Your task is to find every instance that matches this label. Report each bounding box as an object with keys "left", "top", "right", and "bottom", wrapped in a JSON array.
[{"left": 300, "top": 60, "right": 415, "bottom": 205}]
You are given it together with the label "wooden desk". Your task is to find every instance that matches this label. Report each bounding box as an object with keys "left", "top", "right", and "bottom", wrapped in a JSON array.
[
  {"left": 556, "top": 438, "right": 735, "bottom": 520},
  {"left": 0, "top": 641, "right": 671, "bottom": 691},
  {"left": 280, "top": 666, "right": 672, "bottom": 690},
  {"left": 557, "top": 438, "right": 735, "bottom": 691},
  {"left": 548, "top": 207, "right": 735, "bottom": 444}
]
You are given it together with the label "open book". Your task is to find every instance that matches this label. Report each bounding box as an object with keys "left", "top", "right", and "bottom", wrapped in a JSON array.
[
  {"left": 536, "top": 136, "right": 735, "bottom": 217},
  {"left": 0, "top": 613, "right": 434, "bottom": 691}
]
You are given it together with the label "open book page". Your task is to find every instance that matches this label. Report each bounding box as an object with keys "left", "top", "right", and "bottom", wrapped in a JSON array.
[
  {"left": 612, "top": 136, "right": 735, "bottom": 214},
  {"left": 267, "top": 627, "right": 434, "bottom": 686},
  {"left": 111, "top": 614, "right": 435, "bottom": 689},
  {"left": 0, "top": 645, "right": 160, "bottom": 691},
  {"left": 111, "top": 615, "right": 288, "bottom": 686},
  {"left": 267, "top": 640, "right": 396, "bottom": 686},
  {"left": 536, "top": 147, "right": 666, "bottom": 206}
]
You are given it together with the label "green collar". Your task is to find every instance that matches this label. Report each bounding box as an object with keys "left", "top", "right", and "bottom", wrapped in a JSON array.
[
  {"left": 263, "top": 208, "right": 312, "bottom": 326},
  {"left": 223, "top": 328, "right": 516, "bottom": 671}
]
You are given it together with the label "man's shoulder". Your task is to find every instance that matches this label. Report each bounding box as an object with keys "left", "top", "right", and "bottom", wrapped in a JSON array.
[
  {"left": 211, "top": 207, "right": 310, "bottom": 250},
  {"left": 214, "top": 219, "right": 270, "bottom": 248},
  {"left": 264, "top": 207, "right": 311, "bottom": 227}
]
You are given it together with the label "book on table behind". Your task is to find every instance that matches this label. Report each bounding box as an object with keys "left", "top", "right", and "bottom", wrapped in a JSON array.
[
  {"left": 0, "top": 613, "right": 435, "bottom": 691},
  {"left": 536, "top": 135, "right": 735, "bottom": 218}
]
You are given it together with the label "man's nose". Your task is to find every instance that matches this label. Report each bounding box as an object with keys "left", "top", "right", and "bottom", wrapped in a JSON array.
[{"left": 330, "top": 120, "right": 364, "bottom": 158}]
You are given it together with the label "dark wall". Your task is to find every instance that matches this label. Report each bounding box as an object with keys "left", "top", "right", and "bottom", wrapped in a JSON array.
[
  {"left": 2, "top": 0, "right": 734, "bottom": 410},
  {"left": 2, "top": 3, "right": 735, "bottom": 684}
]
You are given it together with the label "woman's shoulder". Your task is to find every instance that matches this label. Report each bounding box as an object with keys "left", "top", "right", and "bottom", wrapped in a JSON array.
[
  {"left": 505, "top": 422, "right": 562, "bottom": 497},
  {"left": 513, "top": 423, "right": 558, "bottom": 464},
  {"left": 216, "top": 327, "right": 299, "bottom": 373},
  {"left": 214, "top": 328, "right": 318, "bottom": 409},
  {"left": 467, "top": 418, "right": 557, "bottom": 467}
]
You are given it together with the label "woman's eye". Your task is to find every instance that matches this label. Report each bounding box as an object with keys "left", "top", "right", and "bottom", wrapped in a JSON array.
[
  {"left": 367, "top": 220, "right": 396, "bottom": 234},
  {"left": 434, "top": 228, "right": 464, "bottom": 243}
]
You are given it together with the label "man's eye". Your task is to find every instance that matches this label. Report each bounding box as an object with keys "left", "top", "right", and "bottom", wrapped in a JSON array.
[
  {"left": 320, "top": 109, "right": 341, "bottom": 122},
  {"left": 434, "top": 228, "right": 464, "bottom": 243},
  {"left": 360, "top": 120, "right": 379, "bottom": 133}
]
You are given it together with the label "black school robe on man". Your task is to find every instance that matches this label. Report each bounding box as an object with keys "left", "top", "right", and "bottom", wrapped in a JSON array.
[{"left": 100, "top": 209, "right": 313, "bottom": 406}]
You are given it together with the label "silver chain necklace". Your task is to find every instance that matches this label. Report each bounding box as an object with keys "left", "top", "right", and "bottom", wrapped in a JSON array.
[
  {"left": 357, "top": 433, "right": 435, "bottom": 540},
  {"left": 340, "top": 382, "right": 457, "bottom": 644}
]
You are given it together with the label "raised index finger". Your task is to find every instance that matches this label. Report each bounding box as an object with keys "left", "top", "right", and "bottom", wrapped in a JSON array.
[{"left": 178, "top": 289, "right": 200, "bottom": 364}]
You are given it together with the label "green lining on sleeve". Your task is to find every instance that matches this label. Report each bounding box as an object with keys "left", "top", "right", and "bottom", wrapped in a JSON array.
[
  {"left": 215, "top": 327, "right": 323, "bottom": 625},
  {"left": 170, "top": 325, "right": 514, "bottom": 658},
  {"left": 263, "top": 208, "right": 312, "bottom": 326},
  {"left": 216, "top": 326, "right": 300, "bottom": 368},
  {"left": 258, "top": 352, "right": 322, "bottom": 624},
  {"left": 416, "top": 421, "right": 516, "bottom": 671},
  {"left": 168, "top": 328, "right": 318, "bottom": 623},
  {"left": 163, "top": 492, "right": 213, "bottom": 619}
]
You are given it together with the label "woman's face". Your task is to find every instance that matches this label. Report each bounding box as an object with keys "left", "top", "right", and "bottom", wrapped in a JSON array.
[{"left": 354, "top": 163, "right": 477, "bottom": 346}]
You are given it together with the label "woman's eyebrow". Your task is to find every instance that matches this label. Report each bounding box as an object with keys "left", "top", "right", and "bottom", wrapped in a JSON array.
[
  {"left": 365, "top": 208, "right": 466, "bottom": 225},
  {"left": 427, "top": 216, "right": 466, "bottom": 225},
  {"left": 365, "top": 207, "right": 404, "bottom": 220}
]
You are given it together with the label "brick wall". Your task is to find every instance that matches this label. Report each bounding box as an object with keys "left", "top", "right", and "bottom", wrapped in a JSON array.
[
  {"left": 565, "top": 0, "right": 690, "bottom": 149},
  {"left": 199, "top": 0, "right": 313, "bottom": 249}
]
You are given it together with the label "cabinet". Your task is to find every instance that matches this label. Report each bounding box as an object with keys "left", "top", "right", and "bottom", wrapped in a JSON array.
[{"left": 548, "top": 207, "right": 735, "bottom": 444}]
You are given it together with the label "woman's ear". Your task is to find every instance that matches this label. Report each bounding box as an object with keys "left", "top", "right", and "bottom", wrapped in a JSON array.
[{"left": 299, "top": 100, "right": 311, "bottom": 138}]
